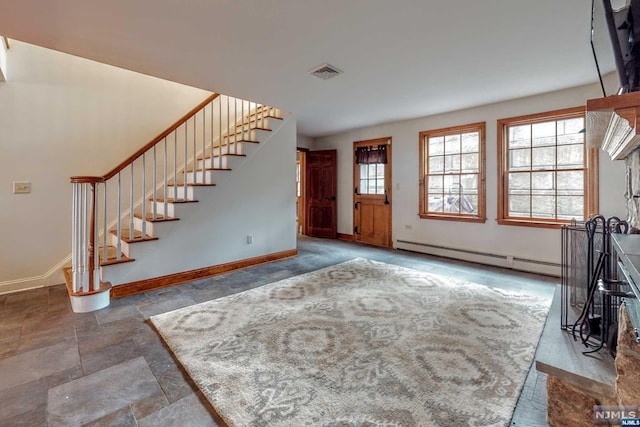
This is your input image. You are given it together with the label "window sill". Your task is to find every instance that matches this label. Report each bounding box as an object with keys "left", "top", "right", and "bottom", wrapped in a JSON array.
[
  {"left": 497, "top": 218, "right": 567, "bottom": 229},
  {"left": 418, "top": 213, "right": 487, "bottom": 223}
]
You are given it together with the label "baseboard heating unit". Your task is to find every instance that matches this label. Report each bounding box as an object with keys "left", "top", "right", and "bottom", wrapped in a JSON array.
[{"left": 396, "top": 239, "right": 560, "bottom": 277}]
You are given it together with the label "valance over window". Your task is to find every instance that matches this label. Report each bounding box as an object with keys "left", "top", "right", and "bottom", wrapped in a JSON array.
[{"left": 355, "top": 144, "right": 388, "bottom": 164}]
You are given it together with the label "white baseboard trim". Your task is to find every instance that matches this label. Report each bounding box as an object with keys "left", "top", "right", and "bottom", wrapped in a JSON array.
[
  {"left": 396, "top": 239, "right": 561, "bottom": 277},
  {"left": 0, "top": 275, "right": 46, "bottom": 295},
  {"left": 44, "top": 255, "right": 71, "bottom": 286},
  {"left": 0, "top": 255, "right": 71, "bottom": 295}
]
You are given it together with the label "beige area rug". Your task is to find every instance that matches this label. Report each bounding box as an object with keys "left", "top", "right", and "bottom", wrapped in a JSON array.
[{"left": 150, "top": 258, "right": 552, "bottom": 426}]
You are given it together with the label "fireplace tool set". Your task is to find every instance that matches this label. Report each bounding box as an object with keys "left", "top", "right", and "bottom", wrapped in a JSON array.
[{"left": 562, "top": 215, "right": 629, "bottom": 357}]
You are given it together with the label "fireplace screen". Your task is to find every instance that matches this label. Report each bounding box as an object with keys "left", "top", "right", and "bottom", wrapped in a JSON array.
[{"left": 561, "top": 216, "right": 628, "bottom": 356}]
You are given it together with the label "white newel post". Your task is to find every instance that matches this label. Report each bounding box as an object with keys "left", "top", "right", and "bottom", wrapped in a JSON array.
[{"left": 69, "top": 177, "right": 110, "bottom": 313}]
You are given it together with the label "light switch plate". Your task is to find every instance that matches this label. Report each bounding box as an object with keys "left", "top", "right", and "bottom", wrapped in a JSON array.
[{"left": 13, "top": 181, "right": 31, "bottom": 194}]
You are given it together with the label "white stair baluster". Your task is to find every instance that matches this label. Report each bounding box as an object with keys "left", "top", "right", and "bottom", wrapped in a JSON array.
[
  {"left": 102, "top": 182, "right": 107, "bottom": 264},
  {"left": 142, "top": 152, "right": 147, "bottom": 233},
  {"left": 129, "top": 164, "right": 134, "bottom": 241},
  {"left": 116, "top": 172, "right": 122, "bottom": 261},
  {"left": 163, "top": 137, "right": 168, "bottom": 219}
]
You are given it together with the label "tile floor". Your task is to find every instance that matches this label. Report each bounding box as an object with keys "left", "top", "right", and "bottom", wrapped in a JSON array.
[{"left": 0, "top": 236, "right": 558, "bottom": 426}]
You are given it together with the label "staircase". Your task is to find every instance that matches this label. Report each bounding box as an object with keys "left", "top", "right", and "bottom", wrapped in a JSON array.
[{"left": 65, "top": 94, "right": 291, "bottom": 313}]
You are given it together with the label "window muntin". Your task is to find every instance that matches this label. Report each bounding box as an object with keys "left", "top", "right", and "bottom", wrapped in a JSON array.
[
  {"left": 419, "top": 122, "right": 486, "bottom": 222},
  {"left": 359, "top": 163, "right": 385, "bottom": 195},
  {"left": 498, "top": 107, "right": 596, "bottom": 227}
]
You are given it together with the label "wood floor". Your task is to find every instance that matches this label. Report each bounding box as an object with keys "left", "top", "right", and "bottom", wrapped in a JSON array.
[{"left": 0, "top": 236, "right": 557, "bottom": 426}]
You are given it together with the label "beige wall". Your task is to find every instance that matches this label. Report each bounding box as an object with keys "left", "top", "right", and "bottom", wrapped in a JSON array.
[
  {"left": 0, "top": 41, "right": 211, "bottom": 292},
  {"left": 314, "top": 82, "right": 626, "bottom": 275}
]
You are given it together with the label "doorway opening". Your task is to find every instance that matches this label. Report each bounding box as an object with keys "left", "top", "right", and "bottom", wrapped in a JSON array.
[{"left": 296, "top": 149, "right": 307, "bottom": 235}]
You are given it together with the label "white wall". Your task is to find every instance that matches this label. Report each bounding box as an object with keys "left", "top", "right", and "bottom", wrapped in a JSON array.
[
  {"left": 314, "top": 82, "right": 627, "bottom": 276},
  {"left": 297, "top": 133, "right": 314, "bottom": 149},
  {"left": 0, "top": 41, "right": 211, "bottom": 293},
  {"left": 0, "top": 38, "right": 7, "bottom": 81}
]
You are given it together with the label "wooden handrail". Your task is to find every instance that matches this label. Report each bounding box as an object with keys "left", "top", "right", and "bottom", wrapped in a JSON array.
[
  {"left": 102, "top": 93, "right": 220, "bottom": 181},
  {"left": 70, "top": 176, "right": 105, "bottom": 184}
]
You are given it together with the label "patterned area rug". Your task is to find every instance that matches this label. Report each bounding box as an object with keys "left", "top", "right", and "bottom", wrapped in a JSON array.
[{"left": 150, "top": 258, "right": 551, "bottom": 426}]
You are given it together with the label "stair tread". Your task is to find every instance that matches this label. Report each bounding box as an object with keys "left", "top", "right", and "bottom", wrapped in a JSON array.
[
  {"left": 98, "top": 246, "right": 135, "bottom": 266},
  {"left": 222, "top": 137, "right": 260, "bottom": 143},
  {"left": 153, "top": 198, "right": 198, "bottom": 203},
  {"left": 196, "top": 152, "right": 247, "bottom": 160},
  {"left": 245, "top": 112, "right": 283, "bottom": 120},
  {"left": 250, "top": 106, "right": 282, "bottom": 114},
  {"left": 187, "top": 167, "right": 231, "bottom": 173},
  {"left": 194, "top": 142, "right": 255, "bottom": 161},
  {"left": 234, "top": 121, "right": 276, "bottom": 130},
  {"left": 134, "top": 212, "right": 179, "bottom": 222},
  {"left": 167, "top": 181, "right": 217, "bottom": 187},
  {"left": 229, "top": 126, "right": 271, "bottom": 133},
  {"left": 110, "top": 228, "right": 158, "bottom": 243},
  {"left": 185, "top": 167, "right": 231, "bottom": 172}
]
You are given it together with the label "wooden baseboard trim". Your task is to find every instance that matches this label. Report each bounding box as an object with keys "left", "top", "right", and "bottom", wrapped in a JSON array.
[
  {"left": 111, "top": 249, "right": 298, "bottom": 298},
  {"left": 337, "top": 233, "right": 354, "bottom": 241}
]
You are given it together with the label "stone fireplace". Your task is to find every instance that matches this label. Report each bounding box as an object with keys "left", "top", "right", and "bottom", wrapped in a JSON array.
[
  {"left": 544, "top": 306, "right": 640, "bottom": 426},
  {"left": 625, "top": 150, "right": 640, "bottom": 230}
]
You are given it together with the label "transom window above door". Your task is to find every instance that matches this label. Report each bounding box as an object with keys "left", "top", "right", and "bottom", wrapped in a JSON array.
[{"left": 419, "top": 122, "right": 487, "bottom": 223}]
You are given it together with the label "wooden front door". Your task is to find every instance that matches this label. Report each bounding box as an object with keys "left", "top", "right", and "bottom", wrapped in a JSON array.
[
  {"left": 354, "top": 138, "right": 392, "bottom": 247},
  {"left": 306, "top": 150, "right": 337, "bottom": 238}
]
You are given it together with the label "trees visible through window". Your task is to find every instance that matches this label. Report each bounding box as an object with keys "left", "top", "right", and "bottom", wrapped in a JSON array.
[
  {"left": 497, "top": 107, "right": 598, "bottom": 228},
  {"left": 419, "top": 122, "right": 486, "bottom": 222}
]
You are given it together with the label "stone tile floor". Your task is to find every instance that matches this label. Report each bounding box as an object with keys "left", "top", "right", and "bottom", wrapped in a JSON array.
[{"left": 0, "top": 236, "right": 557, "bottom": 426}]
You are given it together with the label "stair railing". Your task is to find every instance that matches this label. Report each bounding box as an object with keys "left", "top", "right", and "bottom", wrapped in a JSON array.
[{"left": 69, "top": 93, "right": 276, "bottom": 293}]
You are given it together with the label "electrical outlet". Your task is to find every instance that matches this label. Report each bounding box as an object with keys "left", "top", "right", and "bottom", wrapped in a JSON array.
[
  {"left": 13, "top": 181, "right": 31, "bottom": 194},
  {"left": 247, "top": 234, "right": 253, "bottom": 244}
]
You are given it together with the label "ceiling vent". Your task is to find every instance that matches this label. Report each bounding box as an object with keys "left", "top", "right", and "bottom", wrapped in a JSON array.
[{"left": 308, "top": 63, "right": 343, "bottom": 80}]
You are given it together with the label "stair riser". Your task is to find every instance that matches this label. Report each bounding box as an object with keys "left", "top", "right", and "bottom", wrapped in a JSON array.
[
  {"left": 132, "top": 216, "right": 175, "bottom": 236},
  {"left": 198, "top": 155, "right": 231, "bottom": 170},
  {"left": 133, "top": 218, "right": 175, "bottom": 239},
  {"left": 258, "top": 107, "right": 283, "bottom": 115},
  {"left": 109, "top": 234, "right": 131, "bottom": 257},
  {"left": 153, "top": 201, "right": 177, "bottom": 217},
  {"left": 235, "top": 117, "right": 275, "bottom": 131},
  {"left": 174, "top": 186, "right": 196, "bottom": 200},
  {"left": 185, "top": 170, "right": 215, "bottom": 185},
  {"left": 155, "top": 185, "right": 196, "bottom": 200},
  {"left": 225, "top": 129, "right": 268, "bottom": 142},
  {"left": 245, "top": 110, "right": 284, "bottom": 121}
]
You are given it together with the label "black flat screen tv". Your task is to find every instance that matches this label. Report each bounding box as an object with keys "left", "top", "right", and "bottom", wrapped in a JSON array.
[{"left": 591, "top": 0, "right": 640, "bottom": 96}]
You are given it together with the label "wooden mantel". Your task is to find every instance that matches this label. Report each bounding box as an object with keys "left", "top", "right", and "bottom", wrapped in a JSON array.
[{"left": 587, "top": 91, "right": 640, "bottom": 160}]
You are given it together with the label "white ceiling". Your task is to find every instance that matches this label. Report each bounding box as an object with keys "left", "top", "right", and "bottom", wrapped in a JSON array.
[{"left": 0, "top": 0, "right": 599, "bottom": 137}]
